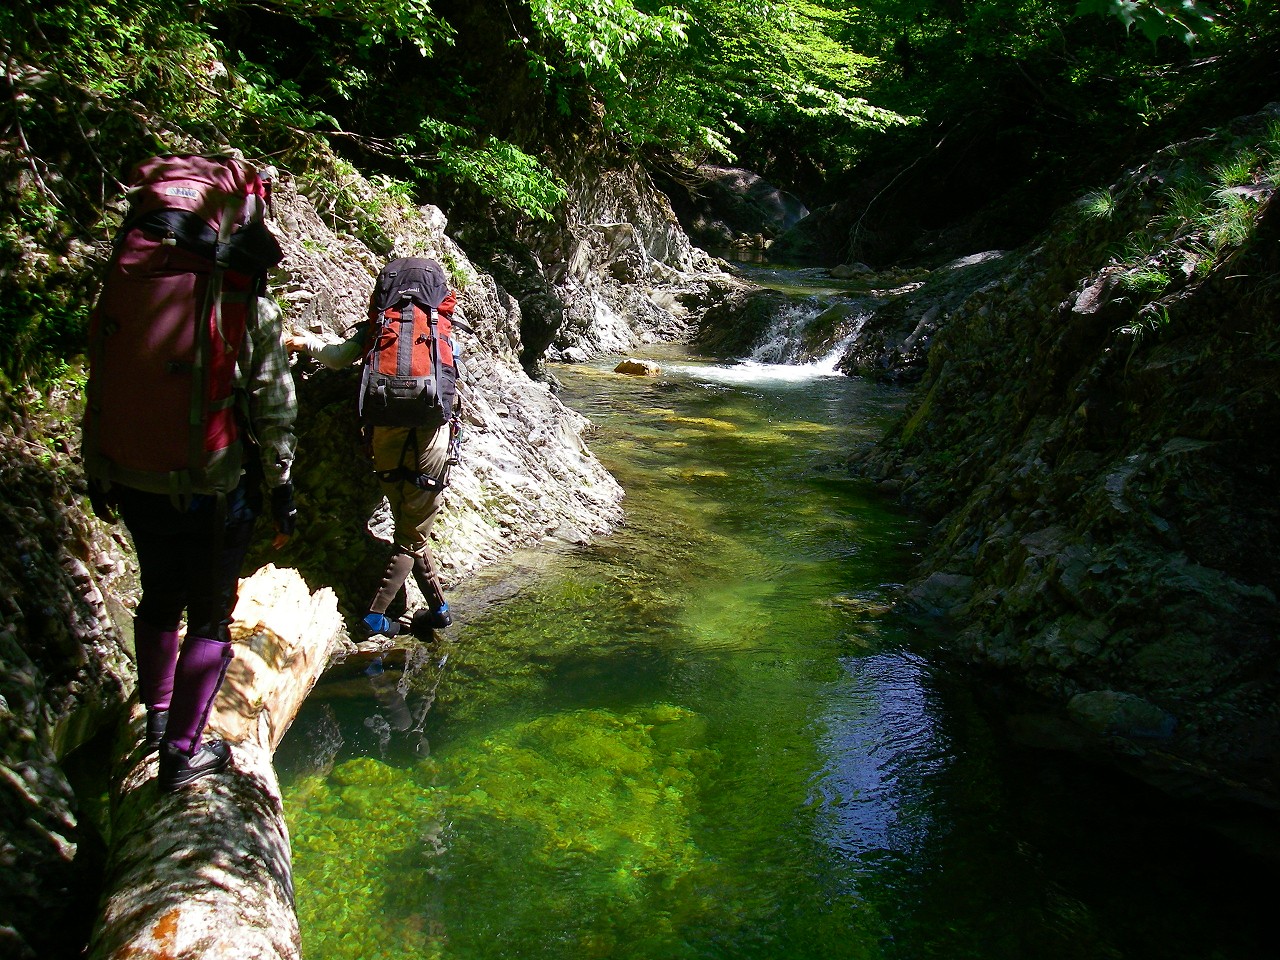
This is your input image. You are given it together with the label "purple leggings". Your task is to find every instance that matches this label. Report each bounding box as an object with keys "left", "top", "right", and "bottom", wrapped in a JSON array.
[
  {"left": 115, "top": 483, "right": 257, "bottom": 642},
  {"left": 117, "top": 482, "right": 257, "bottom": 754}
]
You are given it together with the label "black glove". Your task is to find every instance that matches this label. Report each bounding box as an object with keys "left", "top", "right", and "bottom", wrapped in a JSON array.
[
  {"left": 270, "top": 482, "right": 297, "bottom": 537},
  {"left": 87, "top": 478, "right": 117, "bottom": 524}
]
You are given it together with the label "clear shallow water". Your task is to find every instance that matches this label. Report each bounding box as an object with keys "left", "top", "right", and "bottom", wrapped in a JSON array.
[{"left": 278, "top": 346, "right": 1272, "bottom": 960}]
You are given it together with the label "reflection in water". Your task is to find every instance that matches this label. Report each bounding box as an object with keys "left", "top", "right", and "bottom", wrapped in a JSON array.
[
  {"left": 287, "top": 703, "right": 344, "bottom": 779},
  {"left": 812, "top": 652, "right": 945, "bottom": 864},
  {"left": 367, "top": 658, "right": 412, "bottom": 732}
]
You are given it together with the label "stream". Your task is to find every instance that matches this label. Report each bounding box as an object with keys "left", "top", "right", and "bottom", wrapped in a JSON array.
[{"left": 276, "top": 297, "right": 1272, "bottom": 959}]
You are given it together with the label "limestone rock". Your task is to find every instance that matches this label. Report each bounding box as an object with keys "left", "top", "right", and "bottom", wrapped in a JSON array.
[{"left": 614, "top": 358, "right": 661, "bottom": 376}]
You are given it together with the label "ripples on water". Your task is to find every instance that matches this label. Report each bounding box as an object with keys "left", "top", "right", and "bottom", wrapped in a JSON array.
[
  {"left": 812, "top": 651, "right": 946, "bottom": 862},
  {"left": 278, "top": 346, "right": 1273, "bottom": 960}
]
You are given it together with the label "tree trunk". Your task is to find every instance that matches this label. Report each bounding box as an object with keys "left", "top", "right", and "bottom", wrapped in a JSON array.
[{"left": 88, "top": 564, "right": 347, "bottom": 960}]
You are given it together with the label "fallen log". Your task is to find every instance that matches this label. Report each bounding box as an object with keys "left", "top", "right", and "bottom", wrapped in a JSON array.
[{"left": 87, "top": 564, "right": 347, "bottom": 960}]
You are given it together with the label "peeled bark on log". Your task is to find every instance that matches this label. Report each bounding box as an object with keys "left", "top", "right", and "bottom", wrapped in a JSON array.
[{"left": 88, "top": 564, "right": 347, "bottom": 960}]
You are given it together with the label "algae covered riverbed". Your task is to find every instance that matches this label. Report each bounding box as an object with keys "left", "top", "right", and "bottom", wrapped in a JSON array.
[{"left": 277, "top": 346, "right": 1272, "bottom": 960}]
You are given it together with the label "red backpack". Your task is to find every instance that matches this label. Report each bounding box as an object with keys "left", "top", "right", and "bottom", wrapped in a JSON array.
[
  {"left": 359, "top": 257, "right": 460, "bottom": 428},
  {"left": 82, "top": 154, "right": 283, "bottom": 499}
]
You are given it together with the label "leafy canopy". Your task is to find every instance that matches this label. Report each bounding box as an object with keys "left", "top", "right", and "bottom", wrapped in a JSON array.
[
  {"left": 531, "top": 0, "right": 912, "bottom": 163},
  {"left": 1074, "top": 0, "right": 1232, "bottom": 45},
  {"left": 233, "top": 0, "right": 455, "bottom": 55}
]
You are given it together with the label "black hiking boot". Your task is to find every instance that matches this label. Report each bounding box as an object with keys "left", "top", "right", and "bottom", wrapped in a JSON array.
[
  {"left": 409, "top": 602, "right": 451, "bottom": 638},
  {"left": 363, "top": 612, "right": 402, "bottom": 638},
  {"left": 158, "top": 739, "right": 231, "bottom": 792},
  {"left": 143, "top": 708, "right": 169, "bottom": 753}
]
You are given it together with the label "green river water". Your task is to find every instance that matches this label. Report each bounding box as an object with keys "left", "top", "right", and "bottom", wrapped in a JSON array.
[{"left": 277, "top": 344, "right": 1270, "bottom": 960}]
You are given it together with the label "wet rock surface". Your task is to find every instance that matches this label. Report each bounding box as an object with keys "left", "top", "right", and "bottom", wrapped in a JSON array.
[{"left": 849, "top": 111, "right": 1280, "bottom": 808}]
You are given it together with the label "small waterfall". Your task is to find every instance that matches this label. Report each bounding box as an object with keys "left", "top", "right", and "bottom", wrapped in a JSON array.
[
  {"left": 748, "top": 298, "right": 873, "bottom": 375},
  {"left": 749, "top": 301, "right": 823, "bottom": 364}
]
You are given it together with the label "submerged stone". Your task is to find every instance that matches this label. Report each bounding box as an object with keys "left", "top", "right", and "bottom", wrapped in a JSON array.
[{"left": 1067, "top": 689, "right": 1177, "bottom": 739}]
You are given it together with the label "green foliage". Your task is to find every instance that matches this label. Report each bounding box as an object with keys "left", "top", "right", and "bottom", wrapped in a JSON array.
[
  {"left": 529, "top": 0, "right": 911, "bottom": 170},
  {"left": 438, "top": 250, "right": 472, "bottom": 289},
  {"left": 1101, "top": 118, "right": 1275, "bottom": 338},
  {"left": 3, "top": 0, "right": 568, "bottom": 220},
  {"left": 1160, "top": 179, "right": 1212, "bottom": 232},
  {"left": 0, "top": 287, "right": 92, "bottom": 388},
  {"left": 1208, "top": 191, "right": 1256, "bottom": 250},
  {"left": 9, "top": 0, "right": 215, "bottom": 109},
  {"left": 694, "top": 0, "right": 913, "bottom": 161},
  {"left": 1074, "top": 0, "right": 1226, "bottom": 45},
  {"left": 0, "top": 164, "right": 97, "bottom": 386},
  {"left": 223, "top": 58, "right": 339, "bottom": 136},
  {"left": 225, "top": 2, "right": 567, "bottom": 219},
  {"left": 438, "top": 139, "right": 568, "bottom": 222},
  {"left": 297, "top": 158, "right": 408, "bottom": 254},
  {"left": 399, "top": 120, "right": 569, "bottom": 221},
  {"left": 1118, "top": 302, "right": 1174, "bottom": 339},
  {"left": 1116, "top": 264, "right": 1172, "bottom": 293},
  {"left": 1080, "top": 188, "right": 1119, "bottom": 220},
  {"left": 0, "top": 0, "right": 579, "bottom": 386},
  {"left": 1210, "top": 151, "right": 1259, "bottom": 188},
  {"left": 527, "top": 0, "right": 689, "bottom": 75},
  {"left": 245, "top": 0, "right": 456, "bottom": 56}
]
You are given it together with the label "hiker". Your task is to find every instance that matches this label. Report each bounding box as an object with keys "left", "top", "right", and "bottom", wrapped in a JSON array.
[
  {"left": 285, "top": 256, "right": 461, "bottom": 639},
  {"left": 82, "top": 154, "right": 297, "bottom": 791}
]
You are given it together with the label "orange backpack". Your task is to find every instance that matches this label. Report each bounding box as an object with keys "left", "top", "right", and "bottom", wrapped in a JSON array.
[{"left": 358, "top": 257, "right": 460, "bottom": 428}]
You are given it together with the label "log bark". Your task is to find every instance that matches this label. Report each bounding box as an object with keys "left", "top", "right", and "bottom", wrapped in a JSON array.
[{"left": 87, "top": 564, "right": 347, "bottom": 960}]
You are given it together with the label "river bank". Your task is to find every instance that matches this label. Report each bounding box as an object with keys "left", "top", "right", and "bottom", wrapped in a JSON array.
[{"left": 844, "top": 109, "right": 1280, "bottom": 812}]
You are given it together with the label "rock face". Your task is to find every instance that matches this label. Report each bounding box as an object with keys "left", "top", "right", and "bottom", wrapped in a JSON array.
[
  {"left": 263, "top": 170, "right": 628, "bottom": 618},
  {"left": 450, "top": 144, "right": 755, "bottom": 373},
  {"left": 693, "top": 286, "right": 798, "bottom": 358},
  {"left": 690, "top": 252, "right": 1009, "bottom": 380},
  {"left": 836, "top": 251, "right": 1011, "bottom": 383},
  {"left": 0, "top": 393, "right": 136, "bottom": 960},
  {"left": 548, "top": 160, "right": 723, "bottom": 361},
  {"left": 654, "top": 163, "right": 810, "bottom": 253},
  {"left": 851, "top": 110, "right": 1280, "bottom": 805}
]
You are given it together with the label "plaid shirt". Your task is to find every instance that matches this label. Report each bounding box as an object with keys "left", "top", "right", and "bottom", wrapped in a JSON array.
[{"left": 237, "top": 297, "right": 298, "bottom": 487}]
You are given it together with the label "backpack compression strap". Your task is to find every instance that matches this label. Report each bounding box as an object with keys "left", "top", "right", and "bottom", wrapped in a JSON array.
[
  {"left": 375, "top": 416, "right": 462, "bottom": 492},
  {"left": 182, "top": 191, "right": 245, "bottom": 506}
]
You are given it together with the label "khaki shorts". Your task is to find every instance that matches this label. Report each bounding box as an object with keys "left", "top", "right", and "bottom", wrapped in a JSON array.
[{"left": 371, "top": 423, "right": 451, "bottom": 554}]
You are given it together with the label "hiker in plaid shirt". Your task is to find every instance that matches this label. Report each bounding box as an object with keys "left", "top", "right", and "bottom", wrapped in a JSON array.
[{"left": 104, "top": 295, "right": 299, "bottom": 790}]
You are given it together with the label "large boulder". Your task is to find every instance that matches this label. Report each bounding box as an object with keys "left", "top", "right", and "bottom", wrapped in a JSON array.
[{"left": 256, "top": 172, "right": 626, "bottom": 621}]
